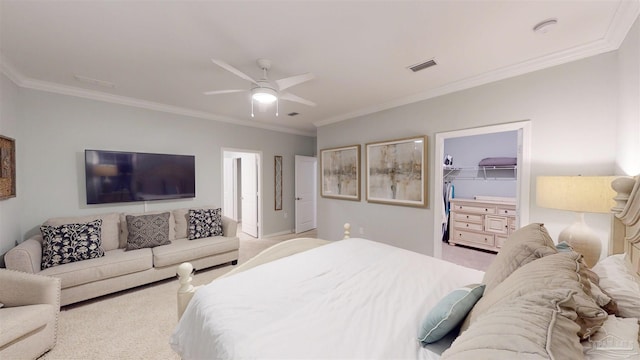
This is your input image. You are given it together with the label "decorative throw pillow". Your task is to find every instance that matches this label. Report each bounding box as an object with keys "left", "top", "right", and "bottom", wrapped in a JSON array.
[
  {"left": 442, "top": 289, "right": 584, "bottom": 359},
  {"left": 188, "top": 208, "right": 223, "bottom": 240},
  {"left": 418, "top": 284, "right": 485, "bottom": 344},
  {"left": 464, "top": 251, "right": 608, "bottom": 338},
  {"left": 126, "top": 212, "right": 171, "bottom": 250},
  {"left": 40, "top": 219, "right": 105, "bottom": 269},
  {"left": 481, "top": 223, "right": 557, "bottom": 295}
]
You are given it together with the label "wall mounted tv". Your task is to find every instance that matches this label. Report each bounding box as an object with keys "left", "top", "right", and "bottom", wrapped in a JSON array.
[{"left": 85, "top": 150, "right": 195, "bottom": 204}]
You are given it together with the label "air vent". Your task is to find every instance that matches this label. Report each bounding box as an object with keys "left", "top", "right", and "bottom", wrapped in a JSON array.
[
  {"left": 288, "top": 112, "right": 300, "bottom": 117},
  {"left": 408, "top": 59, "right": 437, "bottom": 73}
]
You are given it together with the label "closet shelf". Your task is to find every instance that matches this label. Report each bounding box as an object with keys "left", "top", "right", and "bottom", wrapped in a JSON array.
[{"left": 444, "top": 165, "right": 517, "bottom": 181}]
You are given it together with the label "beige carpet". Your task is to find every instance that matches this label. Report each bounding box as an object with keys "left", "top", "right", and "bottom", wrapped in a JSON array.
[{"left": 40, "top": 235, "right": 286, "bottom": 360}]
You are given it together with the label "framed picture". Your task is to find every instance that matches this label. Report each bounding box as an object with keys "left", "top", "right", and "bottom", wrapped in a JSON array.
[
  {"left": 0, "top": 135, "right": 16, "bottom": 200},
  {"left": 365, "top": 135, "right": 427, "bottom": 207},
  {"left": 274, "top": 155, "right": 283, "bottom": 210},
  {"left": 320, "top": 144, "right": 361, "bottom": 201}
]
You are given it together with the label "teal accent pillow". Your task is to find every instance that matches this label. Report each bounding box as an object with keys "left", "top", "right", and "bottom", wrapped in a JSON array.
[
  {"left": 556, "top": 241, "right": 573, "bottom": 252},
  {"left": 418, "top": 284, "right": 486, "bottom": 344}
]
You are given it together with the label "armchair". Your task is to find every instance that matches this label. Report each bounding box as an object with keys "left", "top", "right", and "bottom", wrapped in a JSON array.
[{"left": 0, "top": 269, "right": 61, "bottom": 359}]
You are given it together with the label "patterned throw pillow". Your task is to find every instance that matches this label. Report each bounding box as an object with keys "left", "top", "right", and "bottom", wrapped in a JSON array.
[
  {"left": 126, "top": 212, "right": 171, "bottom": 250},
  {"left": 40, "top": 219, "right": 105, "bottom": 269},
  {"left": 188, "top": 208, "right": 223, "bottom": 240}
]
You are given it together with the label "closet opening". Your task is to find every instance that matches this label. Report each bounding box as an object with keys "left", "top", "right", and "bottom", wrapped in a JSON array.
[{"left": 433, "top": 121, "right": 531, "bottom": 270}]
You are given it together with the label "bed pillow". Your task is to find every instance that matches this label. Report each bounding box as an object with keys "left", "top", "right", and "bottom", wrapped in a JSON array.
[
  {"left": 418, "top": 284, "right": 485, "bottom": 344},
  {"left": 582, "top": 315, "right": 640, "bottom": 359},
  {"left": 481, "top": 223, "right": 557, "bottom": 294},
  {"left": 442, "top": 289, "right": 583, "bottom": 359},
  {"left": 40, "top": 219, "right": 105, "bottom": 269},
  {"left": 592, "top": 254, "right": 640, "bottom": 318},
  {"left": 188, "top": 208, "right": 223, "bottom": 240},
  {"left": 125, "top": 212, "right": 171, "bottom": 250},
  {"left": 464, "top": 251, "right": 607, "bottom": 338}
]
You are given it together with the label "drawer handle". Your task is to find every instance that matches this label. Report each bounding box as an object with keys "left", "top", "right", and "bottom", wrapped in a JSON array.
[
  {"left": 504, "top": 210, "right": 508, "bottom": 214},
  {"left": 485, "top": 208, "right": 488, "bottom": 212},
  {"left": 466, "top": 215, "right": 469, "bottom": 219},
  {"left": 466, "top": 224, "right": 469, "bottom": 227}
]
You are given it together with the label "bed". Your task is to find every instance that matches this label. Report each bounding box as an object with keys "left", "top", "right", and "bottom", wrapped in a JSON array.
[{"left": 170, "top": 176, "right": 640, "bottom": 359}]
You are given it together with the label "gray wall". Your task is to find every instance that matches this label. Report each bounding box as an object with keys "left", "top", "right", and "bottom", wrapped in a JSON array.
[
  {"left": 444, "top": 130, "right": 517, "bottom": 199},
  {"left": 317, "top": 52, "right": 620, "bottom": 255},
  {"left": 0, "top": 74, "right": 21, "bottom": 265},
  {"left": 14, "top": 88, "right": 315, "bottom": 242}
]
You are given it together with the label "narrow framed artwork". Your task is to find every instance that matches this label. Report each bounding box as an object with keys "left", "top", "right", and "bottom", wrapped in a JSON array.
[
  {"left": 365, "top": 135, "right": 427, "bottom": 207},
  {"left": 320, "top": 144, "right": 360, "bottom": 201},
  {"left": 0, "top": 135, "right": 16, "bottom": 200},
  {"left": 274, "top": 155, "right": 283, "bottom": 210}
]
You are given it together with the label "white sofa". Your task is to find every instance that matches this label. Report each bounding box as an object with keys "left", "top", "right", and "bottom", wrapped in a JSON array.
[{"left": 4, "top": 208, "right": 239, "bottom": 306}]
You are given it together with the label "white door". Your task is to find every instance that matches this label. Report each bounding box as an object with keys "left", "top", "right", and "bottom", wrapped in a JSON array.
[
  {"left": 241, "top": 154, "right": 258, "bottom": 237},
  {"left": 295, "top": 155, "right": 317, "bottom": 233}
]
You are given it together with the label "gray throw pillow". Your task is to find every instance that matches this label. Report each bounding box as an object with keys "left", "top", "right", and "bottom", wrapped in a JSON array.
[
  {"left": 126, "top": 212, "right": 171, "bottom": 250},
  {"left": 40, "top": 219, "right": 105, "bottom": 269}
]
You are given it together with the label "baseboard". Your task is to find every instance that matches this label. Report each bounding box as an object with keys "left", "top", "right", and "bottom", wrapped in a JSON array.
[{"left": 262, "top": 230, "right": 294, "bottom": 239}]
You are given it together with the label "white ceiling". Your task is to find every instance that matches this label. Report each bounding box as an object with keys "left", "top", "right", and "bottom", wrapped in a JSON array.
[{"left": 1, "top": 1, "right": 638, "bottom": 137}]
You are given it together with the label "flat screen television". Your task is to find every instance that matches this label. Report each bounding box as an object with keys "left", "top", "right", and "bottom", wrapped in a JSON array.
[{"left": 85, "top": 150, "right": 195, "bottom": 204}]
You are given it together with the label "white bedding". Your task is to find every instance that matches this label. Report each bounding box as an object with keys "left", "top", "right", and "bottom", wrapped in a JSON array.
[{"left": 170, "top": 238, "right": 484, "bottom": 359}]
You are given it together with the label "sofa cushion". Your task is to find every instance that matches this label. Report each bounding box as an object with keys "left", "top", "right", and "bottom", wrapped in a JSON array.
[
  {"left": 152, "top": 237, "right": 239, "bottom": 268},
  {"left": 40, "top": 220, "right": 105, "bottom": 270},
  {"left": 0, "top": 304, "right": 55, "bottom": 347},
  {"left": 119, "top": 211, "right": 176, "bottom": 248},
  {"left": 125, "top": 212, "right": 171, "bottom": 250},
  {"left": 39, "top": 248, "right": 153, "bottom": 289},
  {"left": 45, "top": 212, "right": 120, "bottom": 251},
  {"left": 188, "top": 208, "right": 223, "bottom": 240}
]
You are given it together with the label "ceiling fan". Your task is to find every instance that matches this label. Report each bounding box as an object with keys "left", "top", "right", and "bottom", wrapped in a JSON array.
[{"left": 204, "top": 58, "right": 316, "bottom": 117}]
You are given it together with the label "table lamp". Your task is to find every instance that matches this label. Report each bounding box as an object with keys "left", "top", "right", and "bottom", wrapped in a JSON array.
[{"left": 536, "top": 176, "right": 617, "bottom": 267}]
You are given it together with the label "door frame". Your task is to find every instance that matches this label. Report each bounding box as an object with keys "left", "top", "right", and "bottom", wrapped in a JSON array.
[
  {"left": 432, "top": 120, "right": 532, "bottom": 259},
  {"left": 222, "top": 147, "right": 263, "bottom": 238}
]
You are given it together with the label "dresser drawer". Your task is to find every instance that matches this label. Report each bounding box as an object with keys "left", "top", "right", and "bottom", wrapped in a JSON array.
[
  {"left": 453, "top": 204, "right": 496, "bottom": 215},
  {"left": 497, "top": 207, "right": 517, "bottom": 216},
  {"left": 496, "top": 235, "right": 508, "bottom": 248},
  {"left": 485, "top": 215, "right": 509, "bottom": 234},
  {"left": 453, "top": 212, "right": 484, "bottom": 223},
  {"left": 453, "top": 230, "right": 495, "bottom": 247},
  {"left": 508, "top": 218, "right": 517, "bottom": 233},
  {"left": 455, "top": 221, "right": 483, "bottom": 232}
]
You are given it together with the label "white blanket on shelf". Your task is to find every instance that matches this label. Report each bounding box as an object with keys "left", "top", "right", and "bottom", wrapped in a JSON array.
[{"left": 170, "top": 238, "right": 484, "bottom": 359}]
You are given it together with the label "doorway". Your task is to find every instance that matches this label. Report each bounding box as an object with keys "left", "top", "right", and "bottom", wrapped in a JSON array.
[
  {"left": 222, "top": 149, "right": 262, "bottom": 238},
  {"left": 295, "top": 155, "right": 317, "bottom": 233},
  {"left": 433, "top": 121, "right": 532, "bottom": 260}
]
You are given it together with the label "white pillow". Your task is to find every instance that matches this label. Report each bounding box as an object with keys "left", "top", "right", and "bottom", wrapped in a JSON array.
[{"left": 592, "top": 254, "right": 640, "bottom": 318}]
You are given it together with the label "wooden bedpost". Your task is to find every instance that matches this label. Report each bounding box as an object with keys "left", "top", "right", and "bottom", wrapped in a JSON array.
[
  {"left": 177, "top": 262, "right": 201, "bottom": 320},
  {"left": 344, "top": 223, "right": 351, "bottom": 239}
]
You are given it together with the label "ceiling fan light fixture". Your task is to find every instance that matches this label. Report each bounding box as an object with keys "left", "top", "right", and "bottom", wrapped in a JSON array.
[{"left": 252, "top": 87, "right": 278, "bottom": 104}]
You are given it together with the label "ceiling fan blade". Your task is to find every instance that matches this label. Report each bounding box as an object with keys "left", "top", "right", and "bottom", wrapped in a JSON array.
[
  {"left": 280, "top": 92, "right": 317, "bottom": 107},
  {"left": 275, "top": 73, "right": 315, "bottom": 91},
  {"left": 211, "top": 59, "right": 259, "bottom": 86},
  {"left": 203, "top": 89, "right": 247, "bottom": 95}
]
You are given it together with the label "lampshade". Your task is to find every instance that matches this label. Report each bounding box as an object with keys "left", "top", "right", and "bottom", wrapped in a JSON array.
[
  {"left": 536, "top": 175, "right": 617, "bottom": 267},
  {"left": 251, "top": 87, "right": 277, "bottom": 104},
  {"left": 536, "top": 176, "right": 617, "bottom": 213}
]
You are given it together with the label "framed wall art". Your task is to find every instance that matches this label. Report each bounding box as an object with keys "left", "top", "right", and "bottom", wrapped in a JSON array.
[
  {"left": 0, "top": 135, "right": 16, "bottom": 200},
  {"left": 365, "top": 136, "right": 427, "bottom": 207},
  {"left": 320, "top": 144, "right": 361, "bottom": 201},
  {"left": 274, "top": 155, "right": 283, "bottom": 210}
]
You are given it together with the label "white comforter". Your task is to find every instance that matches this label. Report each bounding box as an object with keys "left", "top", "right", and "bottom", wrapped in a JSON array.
[{"left": 170, "top": 238, "right": 484, "bottom": 359}]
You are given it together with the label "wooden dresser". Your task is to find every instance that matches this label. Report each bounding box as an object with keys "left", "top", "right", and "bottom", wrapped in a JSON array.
[{"left": 448, "top": 198, "right": 516, "bottom": 252}]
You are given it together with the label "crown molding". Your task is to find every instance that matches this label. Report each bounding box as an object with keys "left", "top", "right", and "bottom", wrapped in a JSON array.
[
  {"left": 314, "top": 2, "right": 640, "bottom": 128},
  {"left": 0, "top": 57, "right": 316, "bottom": 138}
]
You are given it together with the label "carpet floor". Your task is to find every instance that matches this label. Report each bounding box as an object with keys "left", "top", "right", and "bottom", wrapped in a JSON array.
[{"left": 40, "top": 236, "right": 283, "bottom": 360}]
